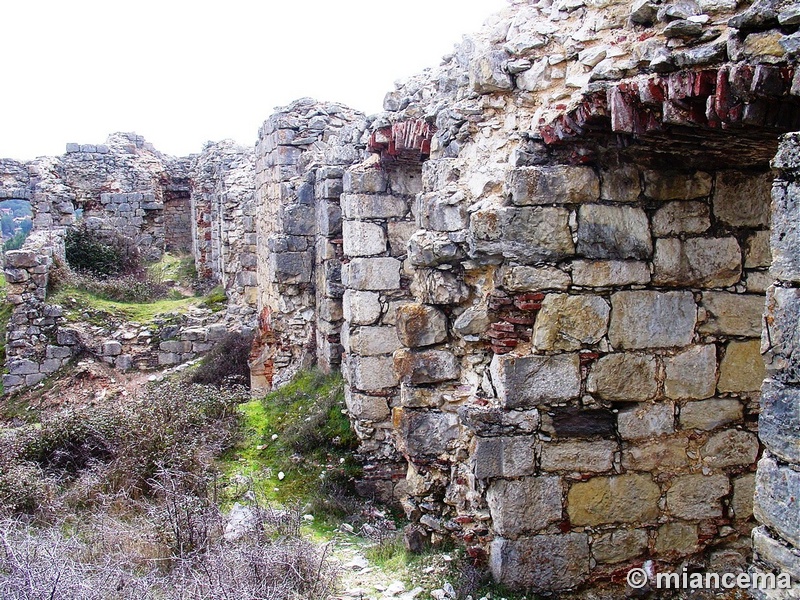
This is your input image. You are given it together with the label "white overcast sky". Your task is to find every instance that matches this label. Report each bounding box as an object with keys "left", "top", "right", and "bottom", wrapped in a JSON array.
[{"left": 1, "top": 1, "right": 508, "bottom": 160}]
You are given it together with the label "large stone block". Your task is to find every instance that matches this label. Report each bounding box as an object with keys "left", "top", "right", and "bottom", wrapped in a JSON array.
[
  {"left": 342, "top": 221, "right": 386, "bottom": 257},
  {"left": 472, "top": 435, "right": 537, "bottom": 479},
  {"left": 759, "top": 379, "right": 800, "bottom": 464},
  {"left": 600, "top": 164, "right": 641, "bottom": 202},
  {"left": 653, "top": 237, "right": 742, "bottom": 288},
  {"left": 664, "top": 345, "right": 717, "bottom": 400},
  {"left": 643, "top": 170, "right": 712, "bottom": 200},
  {"left": 343, "top": 167, "right": 388, "bottom": 194},
  {"left": 411, "top": 269, "right": 469, "bottom": 305},
  {"left": 752, "top": 526, "right": 800, "bottom": 581},
  {"left": 533, "top": 294, "right": 610, "bottom": 351},
  {"left": 394, "top": 349, "right": 459, "bottom": 384},
  {"left": 679, "top": 398, "right": 743, "bottom": 431},
  {"left": 700, "top": 429, "right": 760, "bottom": 468},
  {"left": 270, "top": 251, "right": 312, "bottom": 284},
  {"left": 667, "top": 474, "right": 729, "bottom": 520},
  {"left": 348, "top": 326, "right": 402, "bottom": 356},
  {"left": 469, "top": 48, "right": 513, "bottom": 93},
  {"left": 754, "top": 455, "right": 800, "bottom": 549},
  {"left": 341, "top": 193, "right": 408, "bottom": 219},
  {"left": 652, "top": 201, "right": 711, "bottom": 236},
  {"left": 609, "top": 291, "right": 696, "bottom": 349},
  {"left": 507, "top": 166, "right": 599, "bottom": 205},
  {"left": 490, "top": 353, "right": 581, "bottom": 408},
  {"left": 763, "top": 285, "right": 800, "bottom": 384},
  {"left": 771, "top": 179, "right": 800, "bottom": 283},
  {"left": 395, "top": 304, "right": 448, "bottom": 348},
  {"left": 713, "top": 170, "right": 772, "bottom": 228},
  {"left": 587, "top": 353, "right": 658, "bottom": 402},
  {"left": 342, "top": 257, "right": 401, "bottom": 291},
  {"left": 344, "top": 388, "right": 390, "bottom": 422},
  {"left": 567, "top": 474, "right": 660, "bottom": 526},
  {"left": 397, "top": 409, "right": 460, "bottom": 457},
  {"left": 343, "top": 290, "right": 382, "bottom": 326},
  {"left": 407, "top": 231, "right": 463, "bottom": 266},
  {"left": 617, "top": 402, "right": 675, "bottom": 440},
  {"left": 571, "top": 260, "right": 650, "bottom": 287},
  {"left": 501, "top": 265, "right": 571, "bottom": 292},
  {"left": 593, "top": 529, "right": 649, "bottom": 564},
  {"left": 621, "top": 437, "right": 690, "bottom": 471},
  {"left": 699, "top": 292, "right": 764, "bottom": 337},
  {"left": 490, "top": 534, "right": 590, "bottom": 591},
  {"left": 718, "top": 340, "right": 766, "bottom": 393},
  {"left": 732, "top": 473, "right": 755, "bottom": 521},
  {"left": 745, "top": 230, "right": 772, "bottom": 268},
  {"left": 416, "top": 193, "right": 468, "bottom": 232},
  {"left": 576, "top": 204, "right": 652, "bottom": 260},
  {"left": 655, "top": 521, "right": 698, "bottom": 556},
  {"left": 469, "top": 206, "right": 574, "bottom": 263},
  {"left": 487, "top": 476, "right": 563, "bottom": 537},
  {"left": 540, "top": 439, "right": 617, "bottom": 473},
  {"left": 349, "top": 354, "right": 398, "bottom": 391}
]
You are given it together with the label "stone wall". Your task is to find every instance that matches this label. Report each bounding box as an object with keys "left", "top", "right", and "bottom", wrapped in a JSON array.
[
  {"left": 190, "top": 140, "right": 258, "bottom": 322},
  {"left": 752, "top": 133, "right": 800, "bottom": 598},
  {"left": 250, "top": 98, "right": 367, "bottom": 393}
]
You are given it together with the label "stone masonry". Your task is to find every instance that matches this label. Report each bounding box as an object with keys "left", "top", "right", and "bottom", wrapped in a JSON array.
[{"left": 4, "top": 0, "right": 800, "bottom": 595}]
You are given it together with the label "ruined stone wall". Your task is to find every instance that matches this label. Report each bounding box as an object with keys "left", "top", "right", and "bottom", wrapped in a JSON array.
[
  {"left": 250, "top": 98, "right": 367, "bottom": 393},
  {"left": 190, "top": 140, "right": 258, "bottom": 322},
  {"left": 321, "top": 0, "right": 800, "bottom": 593},
  {"left": 752, "top": 133, "right": 800, "bottom": 598}
]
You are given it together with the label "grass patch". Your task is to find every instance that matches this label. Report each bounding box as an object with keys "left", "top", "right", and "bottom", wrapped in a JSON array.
[
  {"left": 49, "top": 286, "right": 207, "bottom": 324},
  {"left": 202, "top": 285, "right": 227, "bottom": 311},
  {"left": 219, "top": 370, "right": 361, "bottom": 529},
  {"left": 147, "top": 252, "right": 197, "bottom": 285}
]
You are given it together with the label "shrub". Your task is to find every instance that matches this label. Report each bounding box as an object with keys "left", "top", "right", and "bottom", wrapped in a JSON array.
[
  {"left": 189, "top": 331, "right": 253, "bottom": 388},
  {"left": 69, "top": 271, "right": 170, "bottom": 303},
  {"left": 0, "top": 382, "right": 246, "bottom": 514},
  {"left": 64, "top": 224, "right": 140, "bottom": 277}
]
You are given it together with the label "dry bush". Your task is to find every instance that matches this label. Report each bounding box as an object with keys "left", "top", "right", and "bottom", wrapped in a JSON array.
[{"left": 189, "top": 330, "right": 254, "bottom": 388}]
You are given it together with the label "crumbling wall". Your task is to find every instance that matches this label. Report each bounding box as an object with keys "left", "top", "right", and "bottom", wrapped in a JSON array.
[
  {"left": 250, "top": 98, "right": 367, "bottom": 393},
  {"left": 190, "top": 140, "right": 258, "bottom": 322},
  {"left": 325, "top": 0, "right": 800, "bottom": 593},
  {"left": 753, "top": 133, "right": 800, "bottom": 598}
]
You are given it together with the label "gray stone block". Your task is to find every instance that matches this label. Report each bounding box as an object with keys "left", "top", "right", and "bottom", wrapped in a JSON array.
[
  {"left": 664, "top": 345, "right": 718, "bottom": 400},
  {"left": 102, "top": 340, "right": 123, "bottom": 356},
  {"left": 763, "top": 285, "right": 800, "bottom": 383},
  {"left": 348, "top": 326, "right": 402, "bottom": 356},
  {"left": 394, "top": 349, "right": 459, "bottom": 384},
  {"left": 349, "top": 354, "right": 398, "bottom": 391},
  {"left": 470, "top": 206, "right": 574, "bottom": 263},
  {"left": 759, "top": 380, "right": 800, "bottom": 464},
  {"left": 472, "top": 435, "right": 538, "bottom": 479},
  {"left": 508, "top": 166, "right": 599, "bottom": 206},
  {"left": 653, "top": 237, "right": 742, "bottom": 287},
  {"left": 713, "top": 170, "right": 772, "bottom": 228},
  {"left": 609, "top": 291, "right": 696, "bottom": 349},
  {"left": 501, "top": 265, "right": 571, "bottom": 292},
  {"left": 771, "top": 179, "right": 800, "bottom": 283},
  {"left": 533, "top": 294, "right": 609, "bottom": 351},
  {"left": 487, "top": 476, "right": 563, "bottom": 537},
  {"left": 270, "top": 251, "right": 312, "bottom": 284},
  {"left": 469, "top": 48, "right": 514, "bottom": 93},
  {"left": 643, "top": 170, "right": 712, "bottom": 200},
  {"left": 540, "top": 439, "right": 617, "bottom": 473},
  {"left": 700, "top": 429, "right": 760, "bottom": 468},
  {"left": 410, "top": 269, "right": 469, "bottom": 305},
  {"left": 398, "top": 409, "right": 459, "bottom": 456},
  {"left": 490, "top": 534, "right": 590, "bottom": 591},
  {"left": 679, "top": 398, "right": 743, "bottom": 431},
  {"left": 342, "top": 221, "right": 386, "bottom": 257},
  {"left": 343, "top": 167, "right": 388, "bottom": 194},
  {"left": 576, "top": 204, "right": 652, "bottom": 260},
  {"left": 571, "top": 260, "right": 650, "bottom": 287},
  {"left": 754, "top": 455, "right": 800, "bottom": 550},
  {"left": 587, "top": 353, "right": 658, "bottom": 402},
  {"left": 490, "top": 353, "right": 581, "bottom": 408},
  {"left": 341, "top": 193, "right": 408, "bottom": 219},
  {"left": 342, "top": 257, "right": 401, "bottom": 291},
  {"left": 652, "top": 201, "right": 711, "bottom": 236},
  {"left": 617, "top": 402, "right": 675, "bottom": 440}
]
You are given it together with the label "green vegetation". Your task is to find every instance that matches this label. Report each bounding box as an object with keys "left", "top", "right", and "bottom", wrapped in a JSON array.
[
  {"left": 0, "top": 199, "right": 32, "bottom": 251},
  {"left": 202, "top": 285, "right": 227, "bottom": 311},
  {"left": 64, "top": 223, "right": 139, "bottom": 278},
  {"left": 147, "top": 252, "right": 197, "bottom": 287},
  {"left": 49, "top": 286, "right": 205, "bottom": 324},
  {"left": 219, "top": 370, "right": 361, "bottom": 528}
]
